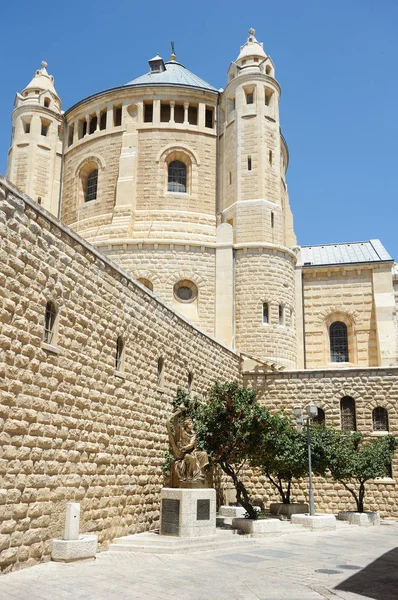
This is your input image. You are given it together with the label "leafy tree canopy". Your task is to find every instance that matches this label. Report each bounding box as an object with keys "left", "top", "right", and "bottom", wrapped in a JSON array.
[{"left": 312, "top": 428, "right": 396, "bottom": 512}]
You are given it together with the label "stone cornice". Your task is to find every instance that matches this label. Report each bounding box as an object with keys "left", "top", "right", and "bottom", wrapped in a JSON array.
[{"left": 244, "top": 365, "right": 398, "bottom": 378}]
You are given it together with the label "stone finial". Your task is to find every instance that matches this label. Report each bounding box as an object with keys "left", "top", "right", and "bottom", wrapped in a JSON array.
[
  {"left": 249, "top": 27, "right": 255, "bottom": 36},
  {"left": 41, "top": 61, "right": 48, "bottom": 69}
]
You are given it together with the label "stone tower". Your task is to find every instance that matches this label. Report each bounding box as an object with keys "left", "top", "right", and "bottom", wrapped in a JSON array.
[
  {"left": 6, "top": 62, "right": 63, "bottom": 216},
  {"left": 218, "top": 30, "right": 298, "bottom": 368}
]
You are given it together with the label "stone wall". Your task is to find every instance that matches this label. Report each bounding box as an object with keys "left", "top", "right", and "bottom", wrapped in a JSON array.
[
  {"left": 97, "top": 244, "right": 216, "bottom": 335},
  {"left": 244, "top": 367, "right": 398, "bottom": 517},
  {"left": 235, "top": 247, "right": 297, "bottom": 369},
  {"left": 0, "top": 177, "right": 241, "bottom": 572},
  {"left": 302, "top": 267, "right": 379, "bottom": 368}
]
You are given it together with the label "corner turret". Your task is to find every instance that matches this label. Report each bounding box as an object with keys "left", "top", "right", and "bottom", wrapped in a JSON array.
[{"left": 6, "top": 62, "right": 64, "bottom": 216}]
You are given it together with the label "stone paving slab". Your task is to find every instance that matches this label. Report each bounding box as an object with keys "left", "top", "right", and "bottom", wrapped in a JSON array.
[{"left": 0, "top": 522, "right": 397, "bottom": 599}]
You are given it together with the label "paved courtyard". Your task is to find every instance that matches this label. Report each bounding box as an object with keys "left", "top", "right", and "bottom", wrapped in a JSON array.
[{"left": 0, "top": 522, "right": 397, "bottom": 600}]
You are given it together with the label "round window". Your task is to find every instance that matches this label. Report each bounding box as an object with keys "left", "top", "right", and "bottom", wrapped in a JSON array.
[
  {"left": 174, "top": 280, "right": 197, "bottom": 303},
  {"left": 176, "top": 286, "right": 193, "bottom": 301}
]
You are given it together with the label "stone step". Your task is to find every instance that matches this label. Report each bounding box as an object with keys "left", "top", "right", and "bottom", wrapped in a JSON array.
[{"left": 108, "top": 532, "right": 260, "bottom": 554}]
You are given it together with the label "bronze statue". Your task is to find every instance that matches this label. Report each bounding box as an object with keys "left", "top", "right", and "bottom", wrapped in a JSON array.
[{"left": 167, "top": 405, "right": 209, "bottom": 484}]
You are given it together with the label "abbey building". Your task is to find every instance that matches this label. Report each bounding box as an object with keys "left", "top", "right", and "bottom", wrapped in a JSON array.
[
  {"left": 1, "top": 29, "right": 398, "bottom": 570},
  {"left": 7, "top": 29, "right": 398, "bottom": 371}
]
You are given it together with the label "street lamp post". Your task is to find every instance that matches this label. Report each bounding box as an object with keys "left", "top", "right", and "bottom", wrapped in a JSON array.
[{"left": 293, "top": 404, "right": 318, "bottom": 516}]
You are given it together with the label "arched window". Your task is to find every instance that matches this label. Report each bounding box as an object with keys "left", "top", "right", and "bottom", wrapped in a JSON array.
[
  {"left": 43, "top": 301, "right": 57, "bottom": 344},
  {"left": 157, "top": 357, "right": 164, "bottom": 387},
  {"left": 314, "top": 408, "right": 325, "bottom": 426},
  {"left": 341, "top": 396, "right": 356, "bottom": 431},
  {"left": 263, "top": 302, "right": 269, "bottom": 324},
  {"left": 85, "top": 169, "right": 98, "bottom": 202},
  {"left": 168, "top": 160, "right": 186, "bottom": 193},
  {"left": 115, "top": 336, "right": 124, "bottom": 371},
  {"left": 330, "top": 321, "right": 349, "bottom": 362},
  {"left": 373, "top": 407, "right": 389, "bottom": 432},
  {"left": 188, "top": 371, "right": 193, "bottom": 393},
  {"left": 138, "top": 278, "right": 153, "bottom": 291}
]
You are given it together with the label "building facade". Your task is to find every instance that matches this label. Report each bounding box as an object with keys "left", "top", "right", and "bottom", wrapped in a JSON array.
[
  {"left": 2, "top": 29, "right": 398, "bottom": 571},
  {"left": 7, "top": 30, "right": 397, "bottom": 372}
]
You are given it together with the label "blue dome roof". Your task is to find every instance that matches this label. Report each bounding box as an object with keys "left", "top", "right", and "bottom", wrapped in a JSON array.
[{"left": 125, "top": 61, "right": 217, "bottom": 93}]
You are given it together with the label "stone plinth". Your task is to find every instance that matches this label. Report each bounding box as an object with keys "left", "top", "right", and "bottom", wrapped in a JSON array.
[
  {"left": 269, "top": 503, "right": 309, "bottom": 518},
  {"left": 51, "top": 535, "right": 98, "bottom": 562},
  {"left": 218, "top": 505, "right": 246, "bottom": 518},
  {"left": 291, "top": 514, "right": 336, "bottom": 531},
  {"left": 232, "top": 518, "right": 282, "bottom": 536},
  {"left": 338, "top": 511, "right": 380, "bottom": 527},
  {"left": 160, "top": 488, "right": 216, "bottom": 538}
]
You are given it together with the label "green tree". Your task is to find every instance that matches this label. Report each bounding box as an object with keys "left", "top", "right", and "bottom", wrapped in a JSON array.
[
  {"left": 193, "top": 382, "right": 271, "bottom": 520},
  {"left": 313, "top": 429, "right": 396, "bottom": 513},
  {"left": 255, "top": 414, "right": 308, "bottom": 504}
]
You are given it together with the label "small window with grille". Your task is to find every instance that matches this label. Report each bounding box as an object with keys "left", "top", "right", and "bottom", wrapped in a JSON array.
[
  {"left": 188, "top": 371, "right": 193, "bottom": 393},
  {"left": 372, "top": 407, "right": 389, "bottom": 432},
  {"left": 168, "top": 160, "right": 187, "bottom": 193},
  {"left": 115, "top": 336, "right": 124, "bottom": 371},
  {"left": 157, "top": 357, "right": 165, "bottom": 387},
  {"left": 263, "top": 303, "right": 269, "bottom": 324},
  {"left": 43, "top": 301, "right": 57, "bottom": 345},
  {"left": 341, "top": 396, "right": 357, "bottom": 431},
  {"left": 85, "top": 169, "right": 98, "bottom": 202},
  {"left": 330, "top": 321, "right": 349, "bottom": 362}
]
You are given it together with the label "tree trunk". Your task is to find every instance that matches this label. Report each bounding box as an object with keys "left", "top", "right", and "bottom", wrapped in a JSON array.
[
  {"left": 220, "top": 461, "right": 257, "bottom": 519},
  {"left": 285, "top": 479, "right": 292, "bottom": 504},
  {"left": 357, "top": 481, "right": 366, "bottom": 513},
  {"left": 266, "top": 473, "right": 289, "bottom": 504},
  {"left": 338, "top": 479, "right": 360, "bottom": 512}
]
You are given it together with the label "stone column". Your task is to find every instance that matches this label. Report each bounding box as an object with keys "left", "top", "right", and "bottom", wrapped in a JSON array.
[
  {"left": 372, "top": 265, "right": 396, "bottom": 366},
  {"left": 215, "top": 223, "right": 234, "bottom": 347},
  {"left": 184, "top": 101, "right": 189, "bottom": 124}
]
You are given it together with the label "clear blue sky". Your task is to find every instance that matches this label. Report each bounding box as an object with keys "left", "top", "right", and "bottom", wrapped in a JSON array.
[{"left": 1, "top": 1, "right": 397, "bottom": 259}]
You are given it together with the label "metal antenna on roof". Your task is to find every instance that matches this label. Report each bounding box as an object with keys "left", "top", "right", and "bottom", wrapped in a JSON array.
[{"left": 170, "top": 41, "right": 176, "bottom": 61}]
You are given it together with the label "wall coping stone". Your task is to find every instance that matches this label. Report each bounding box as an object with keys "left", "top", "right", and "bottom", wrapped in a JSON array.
[{"left": 0, "top": 175, "right": 241, "bottom": 361}]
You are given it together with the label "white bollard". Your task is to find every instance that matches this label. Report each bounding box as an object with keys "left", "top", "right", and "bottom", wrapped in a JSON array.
[{"left": 64, "top": 502, "right": 80, "bottom": 541}]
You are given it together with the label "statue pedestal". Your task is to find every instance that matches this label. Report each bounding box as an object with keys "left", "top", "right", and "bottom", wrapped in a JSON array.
[{"left": 160, "top": 488, "right": 216, "bottom": 538}]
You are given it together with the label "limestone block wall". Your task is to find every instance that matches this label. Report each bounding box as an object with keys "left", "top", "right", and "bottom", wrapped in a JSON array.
[
  {"left": 0, "top": 177, "right": 241, "bottom": 572},
  {"left": 136, "top": 129, "right": 216, "bottom": 216},
  {"left": 96, "top": 244, "right": 216, "bottom": 335},
  {"left": 235, "top": 247, "right": 297, "bottom": 368},
  {"left": 303, "top": 267, "right": 379, "bottom": 368},
  {"left": 244, "top": 367, "right": 398, "bottom": 517},
  {"left": 61, "top": 132, "right": 123, "bottom": 228}
]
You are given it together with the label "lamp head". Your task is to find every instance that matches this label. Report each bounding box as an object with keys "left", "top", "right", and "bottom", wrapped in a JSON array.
[
  {"left": 306, "top": 404, "right": 318, "bottom": 418},
  {"left": 293, "top": 405, "right": 302, "bottom": 419}
]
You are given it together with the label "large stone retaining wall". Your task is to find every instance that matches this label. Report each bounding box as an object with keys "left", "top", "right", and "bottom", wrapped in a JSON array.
[
  {"left": 0, "top": 177, "right": 241, "bottom": 572},
  {"left": 244, "top": 367, "right": 398, "bottom": 517}
]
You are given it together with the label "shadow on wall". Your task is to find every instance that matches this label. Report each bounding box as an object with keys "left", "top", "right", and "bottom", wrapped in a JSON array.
[{"left": 335, "top": 546, "right": 398, "bottom": 600}]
